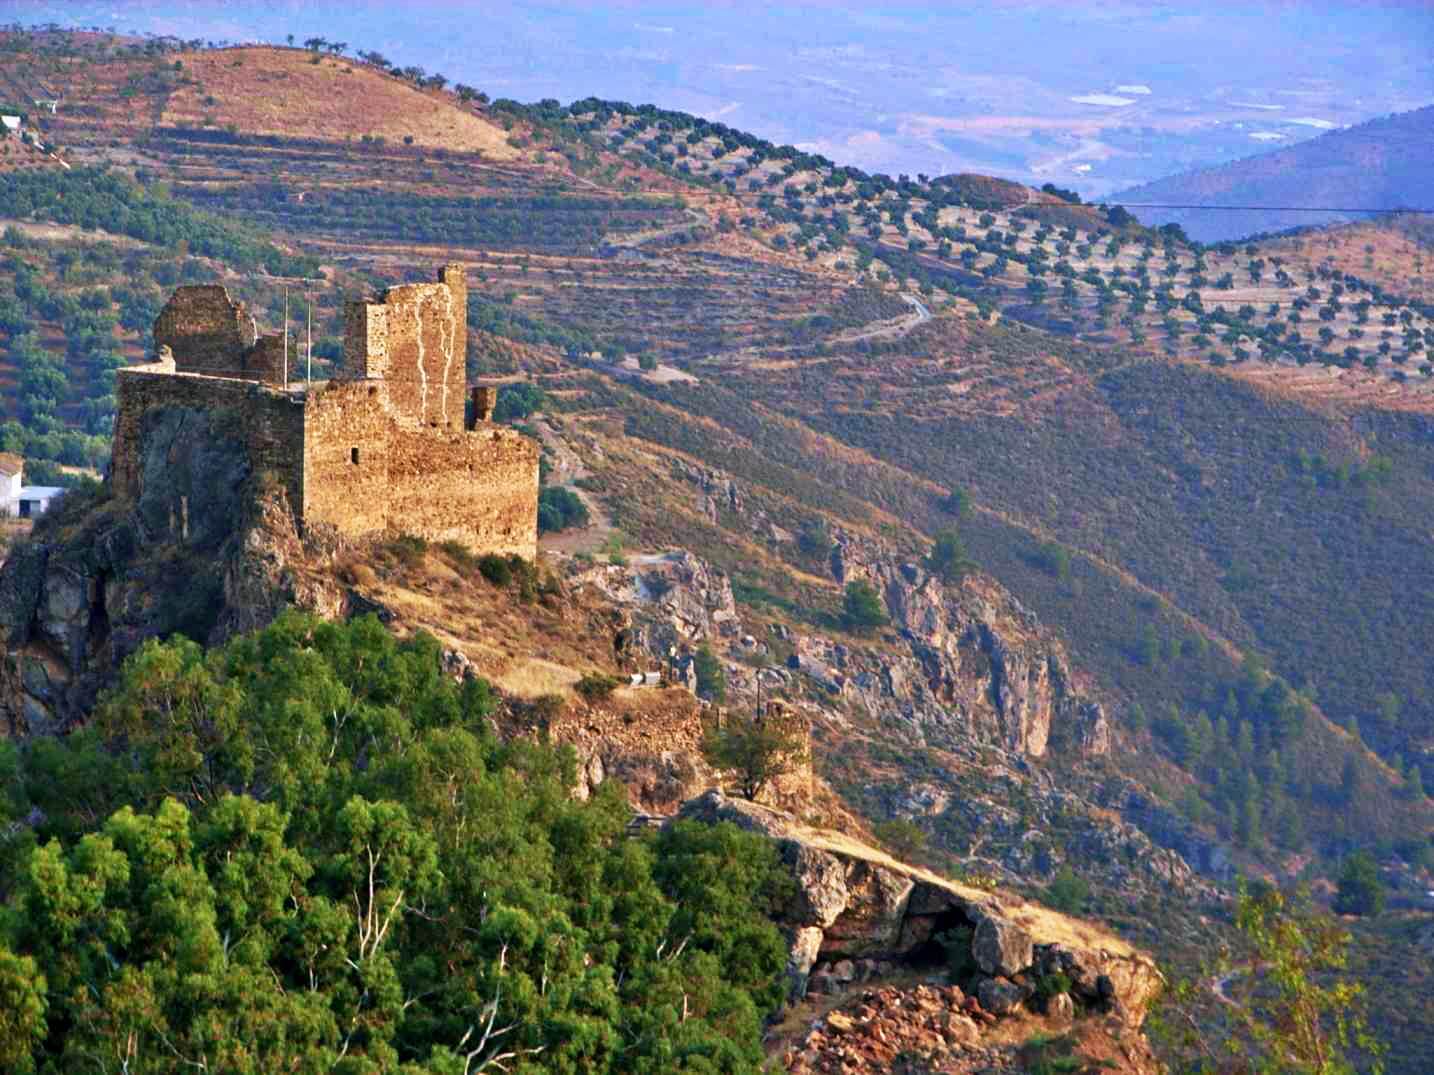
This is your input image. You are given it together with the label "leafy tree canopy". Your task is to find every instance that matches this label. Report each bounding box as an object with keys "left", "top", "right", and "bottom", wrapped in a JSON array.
[
  {"left": 1333, "top": 850, "right": 1385, "bottom": 917},
  {"left": 0, "top": 612, "right": 790, "bottom": 1073}
]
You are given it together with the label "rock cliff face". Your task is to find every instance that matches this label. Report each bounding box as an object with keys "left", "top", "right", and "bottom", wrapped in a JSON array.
[
  {"left": 830, "top": 533, "right": 1109, "bottom": 759},
  {"left": 669, "top": 457, "right": 1110, "bottom": 760},
  {"left": 0, "top": 445, "right": 342, "bottom": 736},
  {"left": 680, "top": 792, "right": 1163, "bottom": 1071},
  {"left": 571, "top": 542, "right": 1107, "bottom": 766}
]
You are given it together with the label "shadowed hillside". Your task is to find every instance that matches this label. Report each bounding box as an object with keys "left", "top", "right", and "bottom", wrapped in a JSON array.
[{"left": 1114, "top": 105, "right": 1434, "bottom": 242}]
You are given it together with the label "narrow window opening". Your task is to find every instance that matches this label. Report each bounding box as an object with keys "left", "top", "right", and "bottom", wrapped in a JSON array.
[{"left": 351, "top": 447, "right": 360, "bottom": 465}]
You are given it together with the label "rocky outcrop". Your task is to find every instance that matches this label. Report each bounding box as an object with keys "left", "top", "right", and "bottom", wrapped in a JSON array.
[
  {"left": 668, "top": 458, "right": 1112, "bottom": 761},
  {"left": 0, "top": 462, "right": 344, "bottom": 737},
  {"left": 784, "top": 983, "right": 1160, "bottom": 1074},
  {"left": 678, "top": 792, "right": 1163, "bottom": 1028},
  {"left": 573, "top": 536, "right": 1108, "bottom": 765},
  {"left": 830, "top": 534, "right": 1109, "bottom": 759}
]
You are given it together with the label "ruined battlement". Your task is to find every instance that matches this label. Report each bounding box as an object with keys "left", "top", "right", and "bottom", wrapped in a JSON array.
[
  {"left": 343, "top": 263, "right": 468, "bottom": 426},
  {"left": 151, "top": 284, "right": 287, "bottom": 383},
  {"left": 116, "top": 264, "right": 538, "bottom": 558}
]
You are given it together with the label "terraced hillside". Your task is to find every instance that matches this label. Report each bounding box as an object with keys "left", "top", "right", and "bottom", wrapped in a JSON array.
[
  {"left": 4, "top": 31, "right": 1433, "bottom": 878},
  {"left": 569, "top": 100, "right": 1434, "bottom": 400}
]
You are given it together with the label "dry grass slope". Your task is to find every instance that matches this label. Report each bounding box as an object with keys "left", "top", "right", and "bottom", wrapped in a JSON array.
[{"left": 163, "top": 47, "right": 520, "bottom": 158}]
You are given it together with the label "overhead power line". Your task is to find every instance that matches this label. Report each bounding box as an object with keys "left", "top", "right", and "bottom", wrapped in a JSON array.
[{"left": 1113, "top": 203, "right": 1434, "bottom": 215}]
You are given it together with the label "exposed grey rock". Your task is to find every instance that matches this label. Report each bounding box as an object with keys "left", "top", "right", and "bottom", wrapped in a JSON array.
[
  {"left": 972, "top": 915, "right": 1034, "bottom": 977},
  {"left": 0, "top": 467, "right": 344, "bottom": 736},
  {"left": 786, "top": 843, "right": 850, "bottom": 928},
  {"left": 787, "top": 926, "right": 824, "bottom": 998},
  {"left": 0, "top": 541, "right": 47, "bottom": 645},
  {"left": 675, "top": 793, "right": 1162, "bottom": 1023}
]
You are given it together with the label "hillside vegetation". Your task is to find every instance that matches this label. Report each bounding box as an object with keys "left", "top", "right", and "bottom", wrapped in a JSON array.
[{"left": 0, "top": 612, "right": 791, "bottom": 1072}]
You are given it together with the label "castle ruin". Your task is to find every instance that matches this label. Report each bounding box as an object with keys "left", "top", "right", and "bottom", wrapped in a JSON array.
[{"left": 111, "top": 264, "right": 539, "bottom": 557}]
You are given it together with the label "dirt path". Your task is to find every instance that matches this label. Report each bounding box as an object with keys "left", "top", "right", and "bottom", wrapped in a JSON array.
[
  {"left": 1209, "top": 961, "right": 1266, "bottom": 1007},
  {"left": 531, "top": 417, "right": 616, "bottom": 557},
  {"left": 607, "top": 206, "right": 710, "bottom": 250},
  {"left": 830, "top": 291, "right": 932, "bottom": 345},
  {"left": 0, "top": 218, "right": 147, "bottom": 246}
]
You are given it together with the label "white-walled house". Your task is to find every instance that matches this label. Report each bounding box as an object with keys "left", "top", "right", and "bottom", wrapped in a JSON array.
[
  {"left": 15, "top": 485, "right": 64, "bottom": 517},
  {"left": 0, "top": 455, "right": 65, "bottom": 518},
  {"left": 0, "top": 454, "right": 22, "bottom": 511}
]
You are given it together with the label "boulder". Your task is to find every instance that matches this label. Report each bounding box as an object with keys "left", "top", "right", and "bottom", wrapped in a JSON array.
[
  {"left": 941, "top": 1009, "right": 981, "bottom": 1045},
  {"left": 976, "top": 976, "right": 1027, "bottom": 1015},
  {"left": 972, "top": 914, "right": 1034, "bottom": 977},
  {"left": 1047, "top": 991, "right": 1076, "bottom": 1022},
  {"left": 786, "top": 843, "right": 849, "bottom": 928},
  {"left": 787, "top": 926, "right": 824, "bottom": 988}
]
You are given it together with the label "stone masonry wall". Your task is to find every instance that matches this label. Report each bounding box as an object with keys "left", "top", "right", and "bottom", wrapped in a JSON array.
[
  {"left": 302, "top": 380, "right": 538, "bottom": 557},
  {"left": 153, "top": 285, "right": 287, "bottom": 384},
  {"left": 383, "top": 421, "right": 538, "bottom": 556},
  {"left": 111, "top": 365, "right": 307, "bottom": 515},
  {"left": 344, "top": 265, "right": 467, "bottom": 427},
  {"left": 301, "top": 381, "right": 398, "bottom": 538}
]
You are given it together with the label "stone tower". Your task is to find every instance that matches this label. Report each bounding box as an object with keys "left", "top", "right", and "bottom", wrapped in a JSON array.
[{"left": 343, "top": 263, "right": 469, "bottom": 427}]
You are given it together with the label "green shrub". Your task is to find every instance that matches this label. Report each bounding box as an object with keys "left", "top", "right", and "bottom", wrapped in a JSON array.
[
  {"left": 538, "top": 486, "right": 590, "bottom": 533},
  {"left": 477, "top": 553, "right": 513, "bottom": 586},
  {"left": 1044, "top": 865, "right": 1090, "bottom": 914},
  {"left": 386, "top": 533, "right": 428, "bottom": 568},
  {"left": 926, "top": 529, "right": 975, "bottom": 584},
  {"left": 694, "top": 644, "right": 726, "bottom": 703},
  {"left": 873, "top": 818, "right": 927, "bottom": 861},
  {"left": 438, "top": 539, "right": 480, "bottom": 574},
  {"left": 575, "top": 671, "right": 622, "bottom": 701},
  {"left": 1036, "top": 971, "right": 1073, "bottom": 999},
  {"left": 842, "top": 580, "right": 888, "bottom": 634},
  {"left": 492, "top": 382, "right": 546, "bottom": 422}
]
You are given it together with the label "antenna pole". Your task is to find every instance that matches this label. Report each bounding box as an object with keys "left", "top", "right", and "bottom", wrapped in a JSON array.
[
  {"left": 306, "top": 293, "right": 312, "bottom": 384},
  {"left": 282, "top": 287, "right": 290, "bottom": 386}
]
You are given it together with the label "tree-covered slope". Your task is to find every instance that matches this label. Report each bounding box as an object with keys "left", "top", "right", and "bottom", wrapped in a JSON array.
[{"left": 0, "top": 612, "right": 792, "bottom": 1073}]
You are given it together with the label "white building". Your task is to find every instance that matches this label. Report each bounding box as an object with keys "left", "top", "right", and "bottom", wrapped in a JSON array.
[
  {"left": 0, "top": 454, "right": 21, "bottom": 509},
  {"left": 0, "top": 455, "right": 65, "bottom": 517},
  {"left": 16, "top": 485, "right": 64, "bottom": 518}
]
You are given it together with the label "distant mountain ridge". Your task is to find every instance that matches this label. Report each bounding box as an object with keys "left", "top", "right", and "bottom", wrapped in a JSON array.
[{"left": 1113, "top": 104, "right": 1434, "bottom": 242}]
